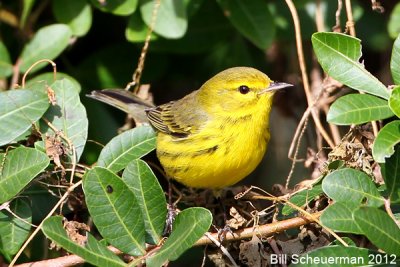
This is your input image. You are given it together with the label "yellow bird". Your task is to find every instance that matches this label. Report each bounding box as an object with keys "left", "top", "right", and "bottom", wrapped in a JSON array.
[{"left": 89, "top": 67, "right": 292, "bottom": 189}]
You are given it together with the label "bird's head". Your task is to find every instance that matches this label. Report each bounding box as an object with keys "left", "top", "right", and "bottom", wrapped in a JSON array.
[{"left": 198, "top": 67, "right": 292, "bottom": 114}]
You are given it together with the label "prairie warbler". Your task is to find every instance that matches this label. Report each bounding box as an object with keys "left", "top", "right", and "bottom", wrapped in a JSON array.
[{"left": 89, "top": 67, "right": 292, "bottom": 188}]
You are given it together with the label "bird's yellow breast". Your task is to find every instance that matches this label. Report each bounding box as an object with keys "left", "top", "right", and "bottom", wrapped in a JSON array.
[{"left": 156, "top": 98, "right": 272, "bottom": 189}]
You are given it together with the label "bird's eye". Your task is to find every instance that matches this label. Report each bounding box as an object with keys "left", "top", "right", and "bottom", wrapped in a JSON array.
[{"left": 238, "top": 85, "right": 250, "bottom": 94}]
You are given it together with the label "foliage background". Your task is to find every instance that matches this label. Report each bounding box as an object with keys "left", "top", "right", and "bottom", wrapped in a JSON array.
[{"left": 0, "top": 0, "right": 400, "bottom": 266}]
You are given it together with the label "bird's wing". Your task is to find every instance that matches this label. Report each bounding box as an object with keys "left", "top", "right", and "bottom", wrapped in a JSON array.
[{"left": 146, "top": 91, "right": 209, "bottom": 138}]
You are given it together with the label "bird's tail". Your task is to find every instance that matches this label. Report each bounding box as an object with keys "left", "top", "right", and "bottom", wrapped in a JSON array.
[{"left": 87, "top": 89, "right": 154, "bottom": 123}]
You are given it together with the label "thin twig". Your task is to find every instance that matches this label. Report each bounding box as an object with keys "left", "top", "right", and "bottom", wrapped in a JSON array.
[
  {"left": 10, "top": 59, "right": 21, "bottom": 89},
  {"left": 286, "top": 116, "right": 309, "bottom": 189},
  {"left": 344, "top": 0, "right": 379, "bottom": 137},
  {"left": 21, "top": 59, "right": 57, "bottom": 88},
  {"left": 270, "top": 196, "right": 348, "bottom": 246},
  {"left": 3, "top": 203, "right": 38, "bottom": 228},
  {"left": 125, "top": 0, "right": 161, "bottom": 93},
  {"left": 344, "top": 0, "right": 356, "bottom": 36},
  {"left": 315, "top": 0, "right": 324, "bottom": 32},
  {"left": 9, "top": 181, "right": 83, "bottom": 267},
  {"left": 333, "top": 0, "right": 343, "bottom": 32},
  {"left": 284, "top": 0, "right": 335, "bottom": 150},
  {"left": 204, "top": 233, "right": 238, "bottom": 267}
]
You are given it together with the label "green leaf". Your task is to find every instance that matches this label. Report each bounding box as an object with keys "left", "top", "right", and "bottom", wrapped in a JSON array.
[
  {"left": 0, "top": 41, "right": 12, "bottom": 78},
  {"left": 293, "top": 246, "right": 370, "bottom": 267},
  {"left": 122, "top": 159, "right": 167, "bottom": 244},
  {"left": 42, "top": 216, "right": 125, "bottom": 267},
  {"left": 217, "top": 0, "right": 275, "bottom": 50},
  {"left": 0, "top": 199, "right": 32, "bottom": 261},
  {"left": 327, "top": 94, "right": 394, "bottom": 125},
  {"left": 320, "top": 202, "right": 363, "bottom": 234},
  {"left": 97, "top": 125, "right": 156, "bottom": 173},
  {"left": 331, "top": 237, "right": 356, "bottom": 247},
  {"left": 125, "top": 11, "right": 158, "bottom": 43},
  {"left": 0, "top": 86, "right": 50, "bottom": 146},
  {"left": 0, "top": 147, "right": 50, "bottom": 203},
  {"left": 282, "top": 184, "right": 323, "bottom": 215},
  {"left": 389, "top": 86, "right": 400, "bottom": 117},
  {"left": 372, "top": 120, "right": 400, "bottom": 163},
  {"left": 19, "top": 24, "right": 72, "bottom": 73},
  {"left": 39, "top": 79, "right": 87, "bottom": 160},
  {"left": 381, "top": 144, "right": 400, "bottom": 202},
  {"left": 146, "top": 207, "right": 212, "bottom": 267},
  {"left": 26, "top": 72, "right": 82, "bottom": 92},
  {"left": 148, "top": 0, "right": 231, "bottom": 54},
  {"left": 312, "top": 32, "right": 390, "bottom": 99},
  {"left": 391, "top": 34, "right": 400, "bottom": 85},
  {"left": 53, "top": 0, "right": 92, "bottom": 37},
  {"left": 322, "top": 168, "right": 384, "bottom": 207},
  {"left": 91, "top": 0, "right": 138, "bottom": 15},
  {"left": 83, "top": 167, "right": 146, "bottom": 256},
  {"left": 388, "top": 3, "right": 400, "bottom": 39},
  {"left": 354, "top": 207, "right": 400, "bottom": 256},
  {"left": 20, "top": 0, "right": 35, "bottom": 28},
  {"left": 140, "top": 0, "right": 188, "bottom": 39}
]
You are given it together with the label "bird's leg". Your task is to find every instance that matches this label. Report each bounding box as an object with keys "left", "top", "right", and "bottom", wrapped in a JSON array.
[
  {"left": 216, "top": 193, "right": 234, "bottom": 242},
  {"left": 164, "top": 179, "right": 176, "bottom": 236}
]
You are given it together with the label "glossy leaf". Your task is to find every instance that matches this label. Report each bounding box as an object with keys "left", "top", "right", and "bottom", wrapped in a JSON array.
[
  {"left": 0, "top": 86, "right": 50, "bottom": 146},
  {"left": 294, "top": 246, "right": 370, "bottom": 267},
  {"left": 146, "top": 207, "right": 212, "bottom": 267},
  {"left": 42, "top": 216, "right": 125, "bottom": 267},
  {"left": 217, "top": 0, "right": 275, "bottom": 50},
  {"left": 389, "top": 86, "right": 400, "bottom": 117},
  {"left": 282, "top": 184, "right": 323, "bottom": 215},
  {"left": 392, "top": 34, "right": 400, "bottom": 85},
  {"left": 381, "top": 144, "right": 400, "bottom": 202},
  {"left": 122, "top": 160, "right": 166, "bottom": 244},
  {"left": 91, "top": 0, "right": 137, "bottom": 15},
  {"left": 322, "top": 168, "right": 384, "bottom": 207},
  {"left": 320, "top": 202, "right": 362, "bottom": 234},
  {"left": 148, "top": 0, "right": 231, "bottom": 54},
  {"left": 312, "top": 32, "right": 390, "bottom": 99},
  {"left": 372, "top": 120, "right": 400, "bottom": 163},
  {"left": 83, "top": 167, "right": 146, "bottom": 256},
  {"left": 327, "top": 94, "right": 393, "bottom": 125},
  {"left": 388, "top": 3, "right": 400, "bottom": 39},
  {"left": 141, "top": 0, "right": 188, "bottom": 39},
  {"left": 20, "top": 24, "right": 72, "bottom": 73},
  {"left": 97, "top": 125, "right": 156, "bottom": 173},
  {"left": 354, "top": 207, "right": 400, "bottom": 255},
  {"left": 40, "top": 79, "right": 88, "bottom": 160},
  {"left": 0, "top": 199, "right": 32, "bottom": 261},
  {"left": 0, "top": 147, "right": 50, "bottom": 203},
  {"left": 0, "top": 41, "right": 12, "bottom": 78},
  {"left": 53, "top": 0, "right": 92, "bottom": 36}
]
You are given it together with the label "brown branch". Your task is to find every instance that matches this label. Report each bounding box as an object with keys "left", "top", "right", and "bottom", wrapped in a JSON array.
[
  {"left": 195, "top": 212, "right": 322, "bottom": 246},
  {"left": 11, "top": 212, "right": 322, "bottom": 267},
  {"left": 14, "top": 246, "right": 122, "bottom": 267}
]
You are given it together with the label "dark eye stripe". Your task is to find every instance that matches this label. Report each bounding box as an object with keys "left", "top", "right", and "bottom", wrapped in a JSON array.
[{"left": 238, "top": 85, "right": 250, "bottom": 94}]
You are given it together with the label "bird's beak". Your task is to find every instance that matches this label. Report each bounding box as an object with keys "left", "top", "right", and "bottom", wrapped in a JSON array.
[{"left": 258, "top": 82, "right": 293, "bottom": 95}]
